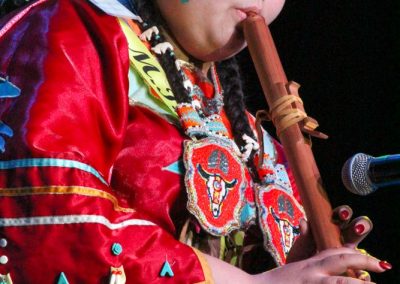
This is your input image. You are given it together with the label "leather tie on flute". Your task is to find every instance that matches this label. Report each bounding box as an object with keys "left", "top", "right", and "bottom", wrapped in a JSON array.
[{"left": 242, "top": 13, "right": 343, "bottom": 252}]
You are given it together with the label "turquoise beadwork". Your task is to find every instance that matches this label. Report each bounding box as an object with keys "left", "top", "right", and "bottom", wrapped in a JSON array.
[
  {"left": 111, "top": 243, "right": 123, "bottom": 256},
  {"left": 57, "top": 272, "right": 69, "bottom": 284},
  {"left": 160, "top": 260, "right": 174, "bottom": 277}
]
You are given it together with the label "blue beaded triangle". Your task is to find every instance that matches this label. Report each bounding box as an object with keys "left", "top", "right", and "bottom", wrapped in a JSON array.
[
  {"left": 0, "top": 77, "right": 20, "bottom": 98},
  {"left": 160, "top": 260, "right": 174, "bottom": 277},
  {"left": 57, "top": 272, "right": 70, "bottom": 284}
]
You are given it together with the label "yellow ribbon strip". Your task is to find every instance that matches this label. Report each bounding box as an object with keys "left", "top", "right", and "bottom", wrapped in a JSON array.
[
  {"left": 0, "top": 186, "right": 135, "bottom": 213},
  {"left": 119, "top": 19, "right": 178, "bottom": 118}
]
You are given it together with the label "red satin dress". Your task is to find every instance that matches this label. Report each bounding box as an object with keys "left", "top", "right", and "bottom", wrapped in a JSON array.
[
  {"left": 0, "top": 0, "right": 303, "bottom": 283},
  {"left": 0, "top": 0, "right": 211, "bottom": 283}
]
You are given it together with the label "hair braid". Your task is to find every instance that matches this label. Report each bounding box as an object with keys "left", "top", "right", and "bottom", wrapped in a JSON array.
[
  {"left": 217, "top": 57, "right": 259, "bottom": 176},
  {"left": 133, "top": 0, "right": 259, "bottom": 171},
  {"left": 217, "top": 57, "right": 256, "bottom": 149},
  {"left": 134, "top": 0, "right": 191, "bottom": 103}
]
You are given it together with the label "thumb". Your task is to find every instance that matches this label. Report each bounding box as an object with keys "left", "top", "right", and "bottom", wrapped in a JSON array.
[{"left": 299, "top": 218, "right": 309, "bottom": 236}]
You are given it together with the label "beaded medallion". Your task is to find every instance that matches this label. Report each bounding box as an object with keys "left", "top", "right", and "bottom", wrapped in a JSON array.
[
  {"left": 183, "top": 137, "right": 247, "bottom": 236},
  {"left": 256, "top": 184, "right": 304, "bottom": 265}
]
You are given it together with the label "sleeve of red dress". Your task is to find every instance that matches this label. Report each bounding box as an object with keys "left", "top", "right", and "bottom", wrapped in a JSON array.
[{"left": 0, "top": 1, "right": 213, "bottom": 283}]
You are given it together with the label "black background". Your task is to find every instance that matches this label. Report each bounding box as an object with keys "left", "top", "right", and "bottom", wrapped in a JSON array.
[
  {"left": 239, "top": 0, "right": 399, "bottom": 282},
  {"left": 1, "top": 0, "right": 399, "bottom": 282}
]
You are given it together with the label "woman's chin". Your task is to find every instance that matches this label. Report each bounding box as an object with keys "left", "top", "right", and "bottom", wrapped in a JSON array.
[{"left": 192, "top": 36, "right": 247, "bottom": 62}]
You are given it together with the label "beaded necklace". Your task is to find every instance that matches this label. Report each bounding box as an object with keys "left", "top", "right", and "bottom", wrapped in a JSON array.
[
  {"left": 123, "top": 11, "right": 305, "bottom": 266},
  {"left": 122, "top": 15, "right": 261, "bottom": 236},
  {"left": 175, "top": 61, "right": 231, "bottom": 142},
  {"left": 89, "top": 0, "right": 306, "bottom": 270}
]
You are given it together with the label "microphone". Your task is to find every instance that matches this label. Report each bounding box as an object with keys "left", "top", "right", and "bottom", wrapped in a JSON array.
[{"left": 341, "top": 153, "right": 400, "bottom": 195}]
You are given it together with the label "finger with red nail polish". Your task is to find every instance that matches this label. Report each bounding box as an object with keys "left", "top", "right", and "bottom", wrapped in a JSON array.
[
  {"left": 342, "top": 217, "right": 373, "bottom": 249},
  {"left": 332, "top": 205, "right": 353, "bottom": 227},
  {"left": 339, "top": 208, "right": 351, "bottom": 221},
  {"left": 354, "top": 223, "right": 365, "bottom": 235},
  {"left": 379, "top": 261, "right": 392, "bottom": 270}
]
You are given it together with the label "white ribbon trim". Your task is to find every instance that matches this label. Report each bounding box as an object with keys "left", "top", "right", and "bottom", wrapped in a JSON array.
[{"left": 0, "top": 215, "right": 156, "bottom": 230}]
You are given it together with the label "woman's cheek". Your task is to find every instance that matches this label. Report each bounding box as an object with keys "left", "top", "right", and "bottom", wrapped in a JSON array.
[{"left": 261, "top": 0, "right": 285, "bottom": 24}]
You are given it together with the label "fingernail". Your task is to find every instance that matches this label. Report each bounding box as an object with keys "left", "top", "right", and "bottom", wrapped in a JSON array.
[
  {"left": 357, "top": 248, "right": 368, "bottom": 255},
  {"left": 354, "top": 223, "right": 365, "bottom": 235},
  {"left": 340, "top": 209, "right": 350, "bottom": 220},
  {"left": 356, "top": 270, "right": 369, "bottom": 280},
  {"left": 379, "top": 261, "right": 392, "bottom": 270}
]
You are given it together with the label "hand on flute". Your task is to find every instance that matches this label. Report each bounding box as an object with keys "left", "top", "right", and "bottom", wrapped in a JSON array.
[
  {"left": 285, "top": 205, "right": 389, "bottom": 282},
  {"left": 205, "top": 244, "right": 389, "bottom": 284},
  {"left": 253, "top": 247, "right": 388, "bottom": 284},
  {"left": 204, "top": 206, "right": 390, "bottom": 284}
]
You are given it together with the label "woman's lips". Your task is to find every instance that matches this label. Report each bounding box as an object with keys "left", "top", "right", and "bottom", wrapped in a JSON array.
[
  {"left": 236, "top": 6, "right": 261, "bottom": 21},
  {"left": 236, "top": 9, "right": 248, "bottom": 21}
]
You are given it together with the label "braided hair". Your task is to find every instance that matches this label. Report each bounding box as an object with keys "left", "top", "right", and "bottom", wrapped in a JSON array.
[
  {"left": 134, "top": 0, "right": 257, "bottom": 164},
  {"left": 135, "top": 0, "right": 191, "bottom": 104},
  {"left": 216, "top": 58, "right": 256, "bottom": 151}
]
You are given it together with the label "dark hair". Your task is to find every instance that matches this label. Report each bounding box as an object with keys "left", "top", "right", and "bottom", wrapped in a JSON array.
[
  {"left": 135, "top": 0, "right": 191, "bottom": 104},
  {"left": 0, "top": 0, "right": 32, "bottom": 17},
  {"left": 216, "top": 58, "right": 256, "bottom": 151},
  {"left": 134, "top": 0, "right": 257, "bottom": 168}
]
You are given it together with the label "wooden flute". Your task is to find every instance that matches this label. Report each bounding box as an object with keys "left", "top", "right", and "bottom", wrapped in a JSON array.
[{"left": 242, "top": 13, "right": 344, "bottom": 254}]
